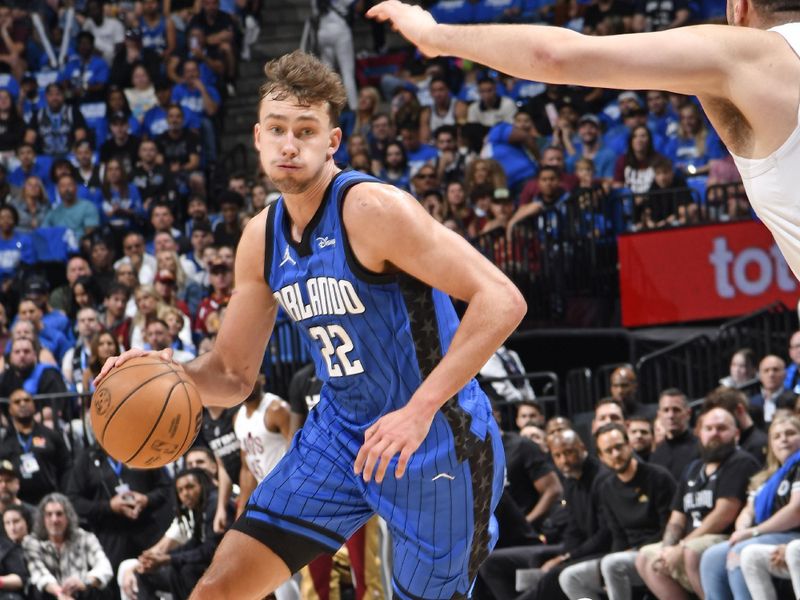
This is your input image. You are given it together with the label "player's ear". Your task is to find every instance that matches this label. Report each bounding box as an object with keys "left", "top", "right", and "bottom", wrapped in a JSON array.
[
  {"left": 732, "top": 0, "right": 747, "bottom": 25},
  {"left": 328, "top": 126, "right": 342, "bottom": 159},
  {"left": 253, "top": 123, "right": 261, "bottom": 152}
]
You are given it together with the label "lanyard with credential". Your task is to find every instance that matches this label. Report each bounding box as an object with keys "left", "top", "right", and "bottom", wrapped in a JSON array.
[
  {"left": 16, "top": 432, "right": 32, "bottom": 454},
  {"left": 107, "top": 457, "right": 123, "bottom": 482}
]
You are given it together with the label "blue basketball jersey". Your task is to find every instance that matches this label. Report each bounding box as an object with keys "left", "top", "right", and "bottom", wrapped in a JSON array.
[{"left": 266, "top": 169, "right": 492, "bottom": 440}]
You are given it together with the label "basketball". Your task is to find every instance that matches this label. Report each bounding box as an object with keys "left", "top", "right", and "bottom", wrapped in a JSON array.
[{"left": 90, "top": 356, "right": 203, "bottom": 469}]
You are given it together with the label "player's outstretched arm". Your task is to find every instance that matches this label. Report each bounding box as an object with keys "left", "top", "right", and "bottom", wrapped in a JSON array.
[
  {"left": 368, "top": 1, "right": 760, "bottom": 97},
  {"left": 350, "top": 183, "right": 526, "bottom": 483}
]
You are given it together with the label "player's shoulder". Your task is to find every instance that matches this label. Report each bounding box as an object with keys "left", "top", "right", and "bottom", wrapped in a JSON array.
[
  {"left": 235, "top": 204, "right": 271, "bottom": 260},
  {"left": 343, "top": 180, "right": 417, "bottom": 226}
]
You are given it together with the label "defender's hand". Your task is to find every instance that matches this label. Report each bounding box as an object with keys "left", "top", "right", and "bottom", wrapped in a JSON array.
[
  {"left": 354, "top": 405, "right": 433, "bottom": 483},
  {"left": 367, "top": 1, "right": 441, "bottom": 58}
]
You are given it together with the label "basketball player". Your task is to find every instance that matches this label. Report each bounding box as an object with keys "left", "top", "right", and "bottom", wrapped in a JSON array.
[
  {"left": 233, "top": 375, "right": 291, "bottom": 512},
  {"left": 96, "top": 51, "right": 525, "bottom": 599},
  {"left": 369, "top": 0, "right": 800, "bottom": 280}
]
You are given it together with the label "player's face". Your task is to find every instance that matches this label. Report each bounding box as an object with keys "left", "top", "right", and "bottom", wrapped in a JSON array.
[{"left": 254, "top": 97, "right": 341, "bottom": 195}]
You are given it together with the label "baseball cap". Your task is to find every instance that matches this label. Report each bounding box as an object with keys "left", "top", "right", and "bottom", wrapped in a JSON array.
[
  {"left": 0, "top": 460, "right": 17, "bottom": 478},
  {"left": 24, "top": 276, "right": 49, "bottom": 296},
  {"left": 578, "top": 114, "right": 601, "bottom": 127},
  {"left": 618, "top": 91, "right": 642, "bottom": 105},
  {"left": 109, "top": 111, "right": 128, "bottom": 125}
]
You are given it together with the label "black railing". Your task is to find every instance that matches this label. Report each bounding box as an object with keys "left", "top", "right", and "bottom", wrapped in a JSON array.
[
  {"left": 480, "top": 371, "right": 561, "bottom": 427},
  {"left": 717, "top": 302, "right": 798, "bottom": 370},
  {"left": 636, "top": 334, "right": 719, "bottom": 402},
  {"left": 565, "top": 367, "right": 593, "bottom": 416},
  {"left": 473, "top": 185, "right": 755, "bottom": 325}
]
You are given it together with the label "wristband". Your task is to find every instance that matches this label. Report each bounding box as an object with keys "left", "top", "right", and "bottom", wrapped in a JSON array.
[
  {"left": 752, "top": 528, "right": 760, "bottom": 537},
  {"left": 0, "top": 576, "right": 5, "bottom": 588}
]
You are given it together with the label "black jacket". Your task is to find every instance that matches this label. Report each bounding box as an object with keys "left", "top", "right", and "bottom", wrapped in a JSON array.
[
  {"left": 0, "top": 423, "right": 71, "bottom": 504},
  {"left": 561, "top": 455, "right": 613, "bottom": 560}
]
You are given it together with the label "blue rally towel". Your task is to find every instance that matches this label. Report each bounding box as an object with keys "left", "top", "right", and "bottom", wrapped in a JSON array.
[{"left": 755, "top": 448, "right": 800, "bottom": 524}]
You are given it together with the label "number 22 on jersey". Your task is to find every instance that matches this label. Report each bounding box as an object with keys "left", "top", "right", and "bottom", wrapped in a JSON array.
[{"left": 309, "top": 324, "right": 364, "bottom": 377}]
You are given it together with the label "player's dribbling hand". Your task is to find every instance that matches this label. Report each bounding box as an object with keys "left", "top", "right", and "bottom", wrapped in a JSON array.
[
  {"left": 366, "top": 1, "right": 441, "bottom": 58},
  {"left": 93, "top": 347, "right": 180, "bottom": 387},
  {"left": 354, "top": 405, "right": 433, "bottom": 484}
]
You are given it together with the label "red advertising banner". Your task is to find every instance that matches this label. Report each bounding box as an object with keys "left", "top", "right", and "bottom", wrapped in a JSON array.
[{"left": 619, "top": 220, "right": 799, "bottom": 327}]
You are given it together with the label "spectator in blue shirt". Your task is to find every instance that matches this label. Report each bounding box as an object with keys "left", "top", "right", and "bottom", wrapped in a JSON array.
[
  {"left": 142, "top": 79, "right": 174, "bottom": 139},
  {"left": 99, "top": 158, "right": 145, "bottom": 234},
  {"left": 605, "top": 105, "right": 668, "bottom": 157},
  {"left": 398, "top": 120, "right": 437, "bottom": 176},
  {"left": 664, "top": 103, "right": 724, "bottom": 177},
  {"left": 58, "top": 31, "right": 109, "bottom": 105},
  {"left": 646, "top": 90, "right": 679, "bottom": 139},
  {"left": 507, "top": 165, "right": 569, "bottom": 233},
  {"left": 565, "top": 114, "right": 617, "bottom": 182},
  {"left": 42, "top": 173, "right": 100, "bottom": 239},
  {"left": 22, "top": 276, "right": 72, "bottom": 342},
  {"left": 378, "top": 141, "right": 411, "bottom": 191},
  {"left": 8, "top": 144, "right": 51, "bottom": 188},
  {"left": 170, "top": 59, "right": 220, "bottom": 164},
  {"left": 171, "top": 59, "right": 220, "bottom": 131},
  {"left": 484, "top": 110, "right": 540, "bottom": 194},
  {"left": 16, "top": 297, "right": 71, "bottom": 362},
  {"left": 0, "top": 206, "right": 33, "bottom": 285}
]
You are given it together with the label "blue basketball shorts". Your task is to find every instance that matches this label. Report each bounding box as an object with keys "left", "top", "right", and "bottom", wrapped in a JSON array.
[{"left": 232, "top": 399, "right": 505, "bottom": 599}]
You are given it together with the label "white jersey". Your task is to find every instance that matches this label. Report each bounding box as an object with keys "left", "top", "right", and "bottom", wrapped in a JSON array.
[
  {"left": 233, "top": 393, "right": 287, "bottom": 481},
  {"left": 730, "top": 23, "right": 800, "bottom": 279}
]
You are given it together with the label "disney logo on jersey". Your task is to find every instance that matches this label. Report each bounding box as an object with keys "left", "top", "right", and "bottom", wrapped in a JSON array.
[
  {"left": 273, "top": 277, "right": 366, "bottom": 323},
  {"left": 316, "top": 236, "right": 336, "bottom": 249}
]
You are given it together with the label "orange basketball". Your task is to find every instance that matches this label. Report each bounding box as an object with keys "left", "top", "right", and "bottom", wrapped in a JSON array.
[{"left": 90, "top": 356, "right": 203, "bottom": 469}]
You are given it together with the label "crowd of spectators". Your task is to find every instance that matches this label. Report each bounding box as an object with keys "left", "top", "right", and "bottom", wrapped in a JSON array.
[
  {"left": 473, "top": 334, "right": 800, "bottom": 599},
  {"left": 319, "top": 0, "right": 747, "bottom": 252},
  {"left": 0, "top": 0, "right": 776, "bottom": 598}
]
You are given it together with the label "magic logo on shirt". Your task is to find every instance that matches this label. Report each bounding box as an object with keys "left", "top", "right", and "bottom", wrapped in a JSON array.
[{"left": 273, "top": 277, "right": 366, "bottom": 323}]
